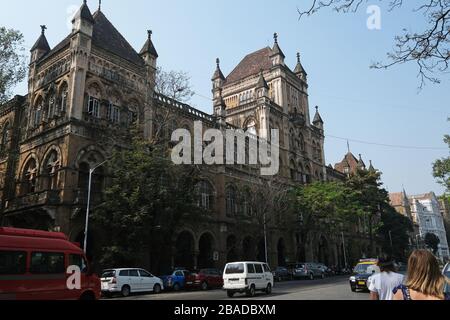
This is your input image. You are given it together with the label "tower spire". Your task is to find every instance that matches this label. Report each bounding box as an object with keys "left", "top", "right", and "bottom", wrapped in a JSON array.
[
  {"left": 40, "top": 25, "right": 47, "bottom": 35},
  {"left": 98, "top": 0, "right": 102, "bottom": 11},
  {"left": 347, "top": 140, "right": 351, "bottom": 154}
]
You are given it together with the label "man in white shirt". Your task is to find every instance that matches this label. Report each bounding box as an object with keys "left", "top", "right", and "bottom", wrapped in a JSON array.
[{"left": 368, "top": 256, "right": 404, "bottom": 301}]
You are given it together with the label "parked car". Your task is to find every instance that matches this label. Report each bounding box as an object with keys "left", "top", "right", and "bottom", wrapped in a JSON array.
[
  {"left": 185, "top": 268, "right": 223, "bottom": 290},
  {"left": 316, "top": 263, "right": 331, "bottom": 277},
  {"left": 287, "top": 262, "right": 326, "bottom": 280},
  {"left": 223, "top": 262, "right": 274, "bottom": 298},
  {"left": 0, "top": 227, "right": 101, "bottom": 300},
  {"left": 160, "top": 269, "right": 190, "bottom": 291},
  {"left": 272, "top": 267, "right": 292, "bottom": 282},
  {"left": 100, "top": 268, "right": 163, "bottom": 297},
  {"left": 349, "top": 259, "right": 380, "bottom": 292}
]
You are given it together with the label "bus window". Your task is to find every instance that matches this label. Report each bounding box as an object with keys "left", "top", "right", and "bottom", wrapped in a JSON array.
[
  {"left": 30, "top": 252, "right": 65, "bottom": 274},
  {"left": 0, "top": 251, "right": 27, "bottom": 274}
]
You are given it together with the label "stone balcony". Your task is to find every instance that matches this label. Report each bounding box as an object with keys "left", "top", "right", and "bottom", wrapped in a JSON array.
[{"left": 5, "top": 190, "right": 61, "bottom": 212}]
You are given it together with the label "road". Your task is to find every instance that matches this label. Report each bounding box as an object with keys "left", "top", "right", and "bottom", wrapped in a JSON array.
[{"left": 109, "top": 276, "right": 369, "bottom": 301}]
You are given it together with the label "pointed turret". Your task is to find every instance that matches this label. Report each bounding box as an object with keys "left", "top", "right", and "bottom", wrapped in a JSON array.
[
  {"left": 30, "top": 25, "right": 50, "bottom": 63},
  {"left": 211, "top": 58, "right": 225, "bottom": 82},
  {"left": 357, "top": 154, "right": 366, "bottom": 170},
  {"left": 140, "top": 30, "right": 159, "bottom": 59},
  {"left": 294, "top": 52, "right": 307, "bottom": 81},
  {"left": 256, "top": 69, "right": 269, "bottom": 99},
  {"left": 312, "top": 106, "right": 323, "bottom": 126},
  {"left": 72, "top": 0, "right": 95, "bottom": 25},
  {"left": 270, "top": 33, "right": 285, "bottom": 66},
  {"left": 72, "top": 0, "right": 94, "bottom": 36},
  {"left": 369, "top": 160, "right": 376, "bottom": 172}
]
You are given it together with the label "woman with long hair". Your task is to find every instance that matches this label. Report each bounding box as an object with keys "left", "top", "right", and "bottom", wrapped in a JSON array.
[{"left": 393, "top": 250, "right": 450, "bottom": 300}]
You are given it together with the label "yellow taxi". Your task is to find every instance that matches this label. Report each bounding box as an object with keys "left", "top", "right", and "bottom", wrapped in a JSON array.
[{"left": 349, "top": 259, "right": 380, "bottom": 292}]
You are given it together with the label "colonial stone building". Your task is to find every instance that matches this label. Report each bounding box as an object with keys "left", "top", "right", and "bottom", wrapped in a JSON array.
[{"left": 0, "top": 1, "right": 369, "bottom": 271}]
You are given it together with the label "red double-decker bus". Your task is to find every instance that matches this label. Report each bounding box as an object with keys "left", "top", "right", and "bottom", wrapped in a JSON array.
[{"left": 0, "top": 227, "right": 101, "bottom": 300}]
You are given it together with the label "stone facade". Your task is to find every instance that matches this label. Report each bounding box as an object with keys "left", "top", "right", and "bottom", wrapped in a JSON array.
[{"left": 0, "top": 2, "right": 368, "bottom": 272}]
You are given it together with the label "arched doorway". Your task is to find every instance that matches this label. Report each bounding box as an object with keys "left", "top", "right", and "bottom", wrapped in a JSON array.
[
  {"left": 226, "top": 235, "right": 239, "bottom": 262},
  {"left": 318, "top": 236, "right": 330, "bottom": 265},
  {"left": 257, "top": 238, "right": 266, "bottom": 263},
  {"left": 174, "top": 231, "right": 195, "bottom": 270},
  {"left": 242, "top": 237, "right": 255, "bottom": 261},
  {"left": 277, "top": 238, "right": 286, "bottom": 267},
  {"left": 198, "top": 233, "right": 215, "bottom": 269}
]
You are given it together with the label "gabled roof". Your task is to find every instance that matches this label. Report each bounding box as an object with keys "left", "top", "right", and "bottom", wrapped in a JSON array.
[
  {"left": 256, "top": 71, "right": 269, "bottom": 89},
  {"left": 225, "top": 47, "right": 273, "bottom": 85},
  {"left": 92, "top": 10, "right": 144, "bottom": 66}
]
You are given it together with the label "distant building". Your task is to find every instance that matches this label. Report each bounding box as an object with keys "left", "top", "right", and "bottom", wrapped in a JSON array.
[
  {"left": 334, "top": 151, "right": 375, "bottom": 178},
  {"left": 410, "top": 192, "right": 450, "bottom": 261},
  {"left": 389, "top": 190, "right": 419, "bottom": 250}
]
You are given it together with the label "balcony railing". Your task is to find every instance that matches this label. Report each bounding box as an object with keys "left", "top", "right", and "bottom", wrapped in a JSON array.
[
  {"left": 5, "top": 190, "right": 61, "bottom": 212},
  {"left": 289, "top": 113, "right": 306, "bottom": 126}
]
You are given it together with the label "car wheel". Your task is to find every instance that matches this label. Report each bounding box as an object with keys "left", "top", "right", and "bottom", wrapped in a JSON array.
[
  {"left": 246, "top": 285, "right": 256, "bottom": 297},
  {"left": 266, "top": 283, "right": 272, "bottom": 295},
  {"left": 351, "top": 286, "right": 356, "bottom": 292},
  {"left": 227, "top": 290, "right": 235, "bottom": 298},
  {"left": 201, "top": 282, "right": 209, "bottom": 291},
  {"left": 321, "top": 273, "right": 325, "bottom": 279},
  {"left": 121, "top": 285, "right": 131, "bottom": 297},
  {"left": 309, "top": 273, "right": 314, "bottom": 280},
  {"left": 173, "top": 283, "right": 181, "bottom": 291},
  {"left": 153, "top": 284, "right": 162, "bottom": 294}
]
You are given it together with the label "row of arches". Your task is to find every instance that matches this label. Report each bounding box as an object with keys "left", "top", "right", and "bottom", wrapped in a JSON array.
[
  {"left": 173, "top": 230, "right": 288, "bottom": 269},
  {"left": 30, "top": 82, "right": 68, "bottom": 128}
]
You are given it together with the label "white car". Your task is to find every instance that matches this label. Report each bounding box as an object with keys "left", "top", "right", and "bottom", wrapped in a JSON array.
[
  {"left": 223, "top": 262, "right": 274, "bottom": 298},
  {"left": 101, "top": 268, "right": 164, "bottom": 297}
]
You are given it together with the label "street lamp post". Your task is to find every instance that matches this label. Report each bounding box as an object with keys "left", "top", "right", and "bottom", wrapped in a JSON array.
[
  {"left": 264, "top": 212, "right": 268, "bottom": 264},
  {"left": 83, "top": 159, "right": 109, "bottom": 255},
  {"left": 341, "top": 232, "right": 348, "bottom": 269}
]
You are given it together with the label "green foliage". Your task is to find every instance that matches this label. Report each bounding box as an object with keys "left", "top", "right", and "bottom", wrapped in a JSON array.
[
  {"left": 424, "top": 232, "right": 440, "bottom": 255},
  {"left": 0, "top": 27, "right": 26, "bottom": 104},
  {"left": 91, "top": 137, "right": 200, "bottom": 269},
  {"left": 433, "top": 120, "right": 450, "bottom": 194},
  {"left": 377, "top": 205, "right": 414, "bottom": 261}
]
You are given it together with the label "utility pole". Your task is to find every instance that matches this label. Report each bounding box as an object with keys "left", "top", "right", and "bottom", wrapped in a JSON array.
[
  {"left": 342, "top": 232, "right": 348, "bottom": 269},
  {"left": 83, "top": 159, "right": 109, "bottom": 254},
  {"left": 389, "top": 230, "right": 393, "bottom": 254},
  {"left": 264, "top": 212, "right": 268, "bottom": 264}
]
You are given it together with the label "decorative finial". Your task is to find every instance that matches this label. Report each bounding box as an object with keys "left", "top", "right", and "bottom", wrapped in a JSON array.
[
  {"left": 274, "top": 32, "right": 278, "bottom": 44},
  {"left": 297, "top": 52, "right": 301, "bottom": 63},
  {"left": 98, "top": 0, "right": 101, "bottom": 10},
  {"left": 347, "top": 140, "right": 351, "bottom": 153},
  {"left": 216, "top": 58, "right": 220, "bottom": 68},
  {"left": 315, "top": 105, "right": 319, "bottom": 112},
  {"left": 40, "top": 25, "right": 47, "bottom": 35},
  {"left": 83, "top": 0, "right": 87, "bottom": 5},
  {"left": 147, "top": 30, "right": 152, "bottom": 40}
]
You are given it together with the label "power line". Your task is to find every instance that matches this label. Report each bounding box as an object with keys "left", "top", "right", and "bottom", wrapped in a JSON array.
[{"left": 327, "top": 134, "right": 448, "bottom": 151}]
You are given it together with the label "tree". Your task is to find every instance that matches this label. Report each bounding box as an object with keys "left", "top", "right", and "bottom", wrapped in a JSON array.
[
  {"left": 0, "top": 27, "right": 26, "bottom": 104},
  {"left": 155, "top": 67, "right": 195, "bottom": 102},
  {"left": 424, "top": 232, "right": 441, "bottom": 254},
  {"left": 91, "top": 136, "right": 200, "bottom": 273},
  {"left": 433, "top": 119, "right": 450, "bottom": 194},
  {"left": 293, "top": 181, "right": 362, "bottom": 261},
  {"left": 345, "top": 169, "right": 389, "bottom": 256},
  {"left": 298, "top": 1, "right": 450, "bottom": 87},
  {"left": 377, "top": 205, "right": 414, "bottom": 261}
]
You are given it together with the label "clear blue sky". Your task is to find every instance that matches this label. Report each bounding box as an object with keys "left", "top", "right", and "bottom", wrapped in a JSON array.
[{"left": 1, "top": 0, "right": 448, "bottom": 195}]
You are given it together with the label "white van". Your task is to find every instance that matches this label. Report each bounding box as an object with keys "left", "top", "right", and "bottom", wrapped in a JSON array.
[{"left": 223, "top": 262, "right": 274, "bottom": 298}]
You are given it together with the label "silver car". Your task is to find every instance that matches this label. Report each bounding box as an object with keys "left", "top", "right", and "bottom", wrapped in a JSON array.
[{"left": 289, "top": 262, "right": 326, "bottom": 280}]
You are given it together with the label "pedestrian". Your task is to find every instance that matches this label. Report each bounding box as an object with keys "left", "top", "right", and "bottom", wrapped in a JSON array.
[
  {"left": 368, "top": 255, "right": 404, "bottom": 300},
  {"left": 393, "top": 250, "right": 450, "bottom": 300}
]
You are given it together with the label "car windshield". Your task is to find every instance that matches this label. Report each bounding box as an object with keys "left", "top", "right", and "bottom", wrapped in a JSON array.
[
  {"left": 225, "top": 263, "right": 245, "bottom": 274},
  {"left": 101, "top": 270, "right": 116, "bottom": 278},
  {"left": 354, "top": 264, "right": 373, "bottom": 274}
]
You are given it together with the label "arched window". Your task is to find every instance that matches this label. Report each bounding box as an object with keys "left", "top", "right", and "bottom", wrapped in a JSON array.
[
  {"left": 246, "top": 119, "right": 257, "bottom": 136},
  {"left": 86, "top": 84, "right": 102, "bottom": 118},
  {"left": 0, "top": 123, "right": 10, "bottom": 153},
  {"left": 78, "top": 161, "right": 104, "bottom": 196},
  {"left": 33, "top": 97, "right": 44, "bottom": 127},
  {"left": 21, "top": 158, "right": 38, "bottom": 195},
  {"left": 226, "top": 186, "right": 237, "bottom": 217},
  {"left": 299, "top": 133, "right": 305, "bottom": 151},
  {"left": 290, "top": 159, "right": 297, "bottom": 181},
  {"left": 59, "top": 83, "right": 68, "bottom": 114},
  {"left": 47, "top": 91, "right": 56, "bottom": 120},
  {"left": 196, "top": 180, "right": 214, "bottom": 210},
  {"left": 241, "top": 190, "right": 253, "bottom": 217},
  {"left": 42, "top": 151, "right": 60, "bottom": 190},
  {"left": 78, "top": 162, "right": 90, "bottom": 190}
]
